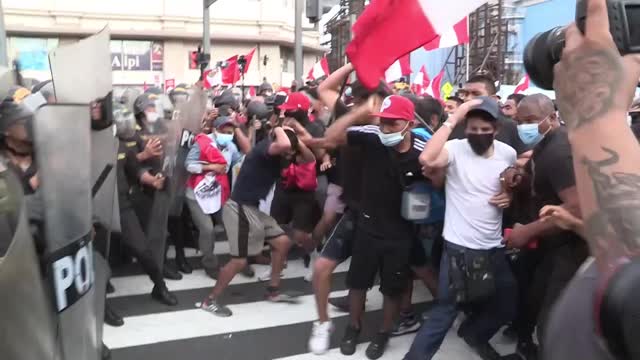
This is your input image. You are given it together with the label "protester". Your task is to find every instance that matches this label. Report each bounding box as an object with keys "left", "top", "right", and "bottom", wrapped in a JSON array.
[
  {"left": 199, "top": 125, "right": 299, "bottom": 317},
  {"left": 444, "top": 95, "right": 464, "bottom": 115},
  {"left": 185, "top": 116, "right": 246, "bottom": 280},
  {"left": 407, "top": 97, "right": 517, "bottom": 360},
  {"left": 502, "top": 93, "right": 526, "bottom": 119}
]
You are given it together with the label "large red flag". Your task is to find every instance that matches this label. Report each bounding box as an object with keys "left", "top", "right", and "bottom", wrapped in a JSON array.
[
  {"left": 346, "top": 0, "right": 486, "bottom": 89},
  {"left": 222, "top": 55, "right": 239, "bottom": 84},
  {"left": 242, "top": 47, "right": 256, "bottom": 74}
]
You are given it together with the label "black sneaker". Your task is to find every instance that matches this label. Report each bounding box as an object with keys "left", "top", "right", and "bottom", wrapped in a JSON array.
[
  {"left": 163, "top": 266, "right": 183, "bottom": 280},
  {"left": 329, "top": 296, "right": 350, "bottom": 312},
  {"left": 205, "top": 267, "right": 219, "bottom": 280},
  {"left": 463, "top": 337, "right": 502, "bottom": 360},
  {"left": 340, "top": 324, "right": 361, "bottom": 355},
  {"left": 391, "top": 313, "right": 421, "bottom": 336},
  {"left": 516, "top": 340, "right": 539, "bottom": 360},
  {"left": 199, "top": 298, "right": 232, "bottom": 317},
  {"left": 365, "top": 332, "right": 390, "bottom": 359},
  {"left": 241, "top": 264, "right": 255, "bottom": 278}
]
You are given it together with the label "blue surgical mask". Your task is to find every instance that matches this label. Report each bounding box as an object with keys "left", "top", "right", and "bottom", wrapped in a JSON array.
[
  {"left": 215, "top": 133, "right": 234, "bottom": 147},
  {"left": 517, "top": 123, "right": 543, "bottom": 146},
  {"left": 378, "top": 123, "right": 409, "bottom": 147}
]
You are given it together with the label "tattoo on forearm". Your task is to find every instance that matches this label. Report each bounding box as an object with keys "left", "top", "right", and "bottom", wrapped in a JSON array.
[
  {"left": 583, "top": 147, "right": 640, "bottom": 253},
  {"left": 555, "top": 50, "right": 623, "bottom": 130}
]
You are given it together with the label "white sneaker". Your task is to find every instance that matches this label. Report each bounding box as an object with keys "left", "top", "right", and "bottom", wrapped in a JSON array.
[
  {"left": 257, "top": 268, "right": 284, "bottom": 281},
  {"left": 308, "top": 321, "right": 334, "bottom": 355}
]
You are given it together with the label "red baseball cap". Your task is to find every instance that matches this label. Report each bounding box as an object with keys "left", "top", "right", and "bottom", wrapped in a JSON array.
[
  {"left": 279, "top": 92, "right": 311, "bottom": 111},
  {"left": 371, "top": 95, "right": 415, "bottom": 121}
]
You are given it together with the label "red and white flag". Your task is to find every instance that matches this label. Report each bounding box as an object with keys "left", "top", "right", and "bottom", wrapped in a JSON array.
[
  {"left": 242, "top": 47, "right": 256, "bottom": 74},
  {"left": 385, "top": 53, "right": 411, "bottom": 83},
  {"left": 514, "top": 74, "right": 530, "bottom": 94},
  {"left": 307, "top": 56, "right": 330, "bottom": 81},
  {"left": 411, "top": 65, "right": 430, "bottom": 95},
  {"left": 426, "top": 70, "right": 445, "bottom": 99},
  {"left": 203, "top": 68, "right": 222, "bottom": 89},
  {"left": 424, "top": 17, "right": 469, "bottom": 50},
  {"left": 346, "top": 0, "right": 487, "bottom": 89}
]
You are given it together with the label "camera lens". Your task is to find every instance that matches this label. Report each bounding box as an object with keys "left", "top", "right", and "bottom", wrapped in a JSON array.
[{"left": 523, "top": 26, "right": 566, "bottom": 90}]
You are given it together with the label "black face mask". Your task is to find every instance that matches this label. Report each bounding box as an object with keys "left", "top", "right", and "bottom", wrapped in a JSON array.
[{"left": 467, "top": 133, "right": 494, "bottom": 155}]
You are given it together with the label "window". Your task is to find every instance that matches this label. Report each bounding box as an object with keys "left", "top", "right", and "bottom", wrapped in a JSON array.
[{"left": 281, "top": 47, "right": 294, "bottom": 73}]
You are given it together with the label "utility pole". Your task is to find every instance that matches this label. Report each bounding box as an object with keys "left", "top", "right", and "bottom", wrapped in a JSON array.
[
  {"left": 294, "top": 0, "right": 303, "bottom": 85},
  {"left": 201, "top": 0, "right": 217, "bottom": 77}
]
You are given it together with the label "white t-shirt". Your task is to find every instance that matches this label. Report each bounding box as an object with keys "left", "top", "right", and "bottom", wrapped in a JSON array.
[{"left": 442, "top": 139, "right": 516, "bottom": 250}]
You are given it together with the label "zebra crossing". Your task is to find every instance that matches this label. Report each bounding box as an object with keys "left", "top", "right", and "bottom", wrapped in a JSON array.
[{"left": 104, "top": 243, "right": 518, "bottom": 360}]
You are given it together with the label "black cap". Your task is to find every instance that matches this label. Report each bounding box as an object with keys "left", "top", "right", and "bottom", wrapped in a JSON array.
[
  {"left": 133, "top": 93, "right": 155, "bottom": 115},
  {"left": 247, "top": 101, "right": 270, "bottom": 121},
  {"left": 468, "top": 96, "right": 500, "bottom": 120}
]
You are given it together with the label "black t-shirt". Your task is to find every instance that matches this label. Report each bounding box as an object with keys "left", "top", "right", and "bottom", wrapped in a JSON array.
[
  {"left": 527, "top": 128, "right": 582, "bottom": 250},
  {"left": 449, "top": 115, "right": 526, "bottom": 155},
  {"left": 544, "top": 259, "right": 616, "bottom": 360},
  {"left": 332, "top": 99, "right": 367, "bottom": 209},
  {"left": 347, "top": 128, "right": 425, "bottom": 243},
  {"left": 116, "top": 141, "right": 144, "bottom": 210},
  {"left": 231, "top": 137, "right": 281, "bottom": 206}
]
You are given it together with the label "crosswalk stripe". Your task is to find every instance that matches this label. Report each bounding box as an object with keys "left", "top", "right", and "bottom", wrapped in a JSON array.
[
  {"left": 104, "top": 282, "right": 434, "bottom": 350},
  {"left": 108, "top": 258, "right": 351, "bottom": 298}
]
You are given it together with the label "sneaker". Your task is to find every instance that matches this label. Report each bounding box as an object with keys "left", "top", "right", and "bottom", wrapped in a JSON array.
[
  {"left": 463, "top": 337, "right": 502, "bottom": 360},
  {"left": 308, "top": 321, "right": 334, "bottom": 355},
  {"left": 365, "top": 332, "right": 390, "bottom": 360},
  {"left": 241, "top": 264, "right": 255, "bottom": 278},
  {"left": 329, "top": 296, "right": 350, "bottom": 312},
  {"left": 340, "top": 324, "right": 361, "bottom": 355},
  {"left": 265, "top": 290, "right": 301, "bottom": 303},
  {"left": 198, "top": 298, "right": 232, "bottom": 317},
  {"left": 391, "top": 313, "right": 421, "bottom": 336},
  {"left": 516, "top": 340, "right": 539, "bottom": 360},
  {"left": 257, "top": 268, "right": 284, "bottom": 281}
]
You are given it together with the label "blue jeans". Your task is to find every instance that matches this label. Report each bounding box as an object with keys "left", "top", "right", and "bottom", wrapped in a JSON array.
[{"left": 404, "top": 242, "right": 517, "bottom": 360}]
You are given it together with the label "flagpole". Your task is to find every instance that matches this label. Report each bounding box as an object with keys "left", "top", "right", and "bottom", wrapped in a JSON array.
[{"left": 465, "top": 17, "right": 470, "bottom": 82}]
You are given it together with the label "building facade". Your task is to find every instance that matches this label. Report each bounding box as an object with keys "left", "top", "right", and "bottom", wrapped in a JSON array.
[{"left": 3, "top": 0, "right": 327, "bottom": 89}]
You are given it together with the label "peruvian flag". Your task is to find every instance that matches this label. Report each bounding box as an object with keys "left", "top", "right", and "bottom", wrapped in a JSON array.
[
  {"left": 249, "top": 86, "right": 257, "bottom": 97},
  {"left": 203, "top": 68, "right": 222, "bottom": 89},
  {"left": 426, "top": 70, "right": 445, "bottom": 99},
  {"left": 411, "top": 65, "right": 430, "bottom": 95},
  {"left": 514, "top": 74, "right": 530, "bottom": 94},
  {"left": 346, "top": 0, "right": 486, "bottom": 89},
  {"left": 307, "top": 56, "right": 330, "bottom": 81},
  {"left": 424, "top": 17, "right": 469, "bottom": 50},
  {"left": 385, "top": 53, "right": 412, "bottom": 83}
]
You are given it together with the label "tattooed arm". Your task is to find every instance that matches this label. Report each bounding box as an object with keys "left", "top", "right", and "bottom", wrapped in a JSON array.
[{"left": 553, "top": 0, "right": 640, "bottom": 272}]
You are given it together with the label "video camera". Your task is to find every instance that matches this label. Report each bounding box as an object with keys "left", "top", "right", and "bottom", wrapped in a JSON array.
[{"left": 524, "top": 0, "right": 640, "bottom": 90}]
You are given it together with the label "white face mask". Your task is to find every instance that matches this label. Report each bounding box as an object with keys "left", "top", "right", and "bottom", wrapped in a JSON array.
[
  {"left": 146, "top": 111, "right": 159, "bottom": 123},
  {"left": 378, "top": 122, "right": 409, "bottom": 147}
]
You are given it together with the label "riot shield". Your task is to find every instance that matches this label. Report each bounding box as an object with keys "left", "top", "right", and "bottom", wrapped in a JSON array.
[
  {"left": 143, "top": 96, "right": 181, "bottom": 268},
  {"left": 0, "top": 164, "right": 60, "bottom": 360},
  {"left": 48, "top": 27, "right": 112, "bottom": 103},
  {"left": 49, "top": 27, "right": 118, "bottom": 259},
  {"left": 33, "top": 104, "right": 101, "bottom": 360},
  {"left": 170, "top": 86, "right": 207, "bottom": 215}
]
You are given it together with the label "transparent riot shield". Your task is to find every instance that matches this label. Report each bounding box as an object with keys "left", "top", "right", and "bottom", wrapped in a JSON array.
[
  {"left": 48, "top": 27, "right": 112, "bottom": 104},
  {"left": 33, "top": 104, "right": 101, "bottom": 360},
  {"left": 144, "top": 96, "right": 181, "bottom": 268},
  {"left": 0, "top": 164, "right": 60, "bottom": 360},
  {"left": 169, "top": 86, "right": 207, "bottom": 216}
]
